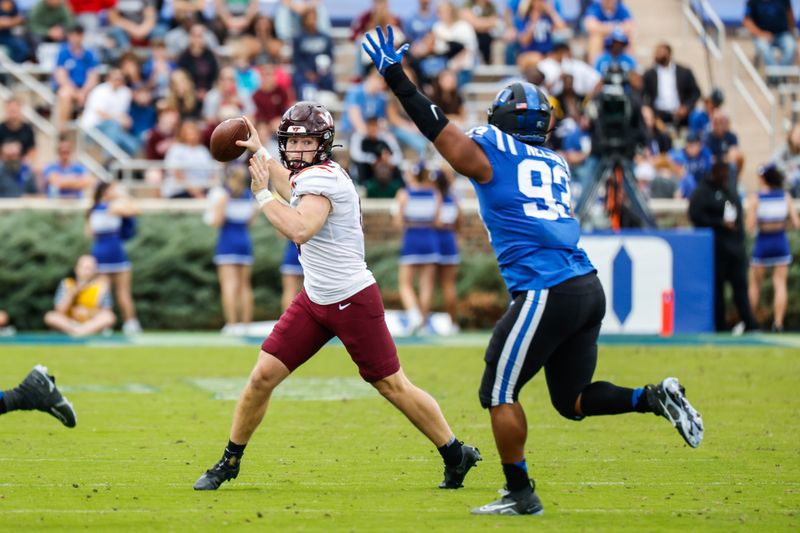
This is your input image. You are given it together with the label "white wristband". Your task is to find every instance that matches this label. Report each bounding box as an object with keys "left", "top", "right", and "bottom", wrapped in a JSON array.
[
  {"left": 255, "top": 146, "right": 272, "bottom": 161},
  {"left": 255, "top": 189, "right": 274, "bottom": 208}
]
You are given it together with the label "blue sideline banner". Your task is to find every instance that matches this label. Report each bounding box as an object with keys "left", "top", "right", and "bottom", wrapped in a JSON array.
[{"left": 579, "top": 230, "right": 715, "bottom": 334}]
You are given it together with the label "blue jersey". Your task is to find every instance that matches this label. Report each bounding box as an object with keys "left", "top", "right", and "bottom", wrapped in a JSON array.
[{"left": 467, "top": 125, "right": 595, "bottom": 292}]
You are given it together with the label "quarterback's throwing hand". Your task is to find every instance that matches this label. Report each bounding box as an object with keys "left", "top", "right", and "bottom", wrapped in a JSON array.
[{"left": 362, "top": 26, "right": 409, "bottom": 76}]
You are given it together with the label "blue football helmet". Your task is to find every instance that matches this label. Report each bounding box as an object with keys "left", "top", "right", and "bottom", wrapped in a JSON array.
[{"left": 487, "top": 82, "right": 552, "bottom": 145}]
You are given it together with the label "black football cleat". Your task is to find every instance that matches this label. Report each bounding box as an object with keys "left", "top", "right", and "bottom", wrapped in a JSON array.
[
  {"left": 439, "top": 443, "right": 481, "bottom": 489},
  {"left": 193, "top": 456, "right": 241, "bottom": 490},
  {"left": 471, "top": 479, "right": 544, "bottom": 516},
  {"left": 18, "top": 365, "right": 77, "bottom": 428},
  {"left": 646, "top": 377, "right": 704, "bottom": 448}
]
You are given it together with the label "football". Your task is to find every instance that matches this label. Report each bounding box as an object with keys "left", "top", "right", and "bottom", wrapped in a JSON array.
[{"left": 210, "top": 117, "right": 249, "bottom": 162}]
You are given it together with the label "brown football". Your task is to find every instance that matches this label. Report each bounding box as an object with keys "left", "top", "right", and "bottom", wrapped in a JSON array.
[{"left": 210, "top": 117, "right": 249, "bottom": 162}]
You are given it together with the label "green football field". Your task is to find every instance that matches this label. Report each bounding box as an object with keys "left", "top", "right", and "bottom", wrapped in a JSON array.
[{"left": 0, "top": 338, "right": 798, "bottom": 531}]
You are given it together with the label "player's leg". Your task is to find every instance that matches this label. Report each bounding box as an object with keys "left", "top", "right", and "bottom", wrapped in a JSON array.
[
  {"left": 0, "top": 365, "right": 76, "bottom": 427},
  {"left": 417, "top": 263, "right": 436, "bottom": 324},
  {"left": 217, "top": 264, "right": 238, "bottom": 327},
  {"left": 194, "top": 291, "right": 333, "bottom": 490},
  {"left": 43, "top": 310, "right": 80, "bottom": 336},
  {"left": 748, "top": 264, "right": 765, "bottom": 320},
  {"left": 238, "top": 265, "right": 253, "bottom": 327},
  {"left": 334, "top": 284, "right": 481, "bottom": 488},
  {"left": 772, "top": 264, "right": 789, "bottom": 330}
]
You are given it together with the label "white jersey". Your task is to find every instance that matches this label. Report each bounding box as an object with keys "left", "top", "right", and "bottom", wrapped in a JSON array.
[{"left": 289, "top": 161, "right": 376, "bottom": 304}]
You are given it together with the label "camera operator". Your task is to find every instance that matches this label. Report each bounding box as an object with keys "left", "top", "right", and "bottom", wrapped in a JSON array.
[{"left": 574, "top": 65, "right": 652, "bottom": 228}]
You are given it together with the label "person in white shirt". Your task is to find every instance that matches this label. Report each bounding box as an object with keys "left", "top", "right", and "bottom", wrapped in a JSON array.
[
  {"left": 642, "top": 43, "right": 701, "bottom": 128},
  {"left": 193, "top": 103, "right": 481, "bottom": 492},
  {"left": 162, "top": 120, "right": 216, "bottom": 198},
  {"left": 80, "top": 68, "right": 141, "bottom": 155}
]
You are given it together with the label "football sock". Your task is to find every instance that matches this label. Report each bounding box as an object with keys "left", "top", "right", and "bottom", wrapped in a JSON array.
[
  {"left": 579, "top": 381, "right": 637, "bottom": 416},
  {"left": 502, "top": 461, "right": 529, "bottom": 492},
  {"left": 437, "top": 436, "right": 464, "bottom": 467},
  {"left": 633, "top": 386, "right": 652, "bottom": 413},
  {"left": 224, "top": 440, "right": 246, "bottom": 460},
  {"left": 0, "top": 387, "right": 28, "bottom": 412},
  {"left": 0, "top": 391, "right": 6, "bottom": 414}
]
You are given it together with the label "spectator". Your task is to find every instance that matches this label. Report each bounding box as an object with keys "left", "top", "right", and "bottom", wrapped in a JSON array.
[
  {"left": 253, "top": 63, "right": 293, "bottom": 135},
  {"left": 460, "top": 0, "right": 499, "bottom": 65},
  {"left": 279, "top": 242, "right": 303, "bottom": 312},
  {"left": 80, "top": 68, "right": 141, "bottom": 156},
  {"left": 430, "top": 69, "right": 465, "bottom": 125},
  {"left": 0, "top": 98, "right": 36, "bottom": 163},
  {"left": 292, "top": 7, "right": 334, "bottom": 100},
  {"left": 339, "top": 67, "right": 388, "bottom": 136},
  {"left": 53, "top": 24, "right": 99, "bottom": 132},
  {"left": 86, "top": 181, "right": 141, "bottom": 335},
  {"left": 642, "top": 43, "right": 701, "bottom": 128},
  {"left": 144, "top": 104, "right": 180, "bottom": 161},
  {"left": 0, "top": 141, "right": 37, "bottom": 197},
  {"left": 688, "top": 88, "right": 724, "bottom": 135},
  {"left": 165, "top": 7, "right": 219, "bottom": 58},
  {"left": 43, "top": 255, "right": 116, "bottom": 337},
  {"left": 395, "top": 162, "right": 441, "bottom": 334},
  {"left": 0, "top": 0, "right": 30, "bottom": 62},
  {"left": 142, "top": 38, "right": 175, "bottom": 100},
  {"left": 536, "top": 41, "right": 601, "bottom": 98},
  {"left": 405, "top": 0, "right": 438, "bottom": 47},
  {"left": 427, "top": 0, "right": 478, "bottom": 85},
  {"left": 743, "top": 0, "right": 796, "bottom": 75},
  {"left": 42, "top": 136, "right": 93, "bottom": 198},
  {"left": 129, "top": 83, "right": 157, "bottom": 144},
  {"left": 177, "top": 23, "right": 220, "bottom": 101},
  {"left": 584, "top": 0, "right": 634, "bottom": 65},
  {"left": 349, "top": 115, "right": 403, "bottom": 189},
  {"left": 26, "top": 0, "right": 74, "bottom": 48},
  {"left": 670, "top": 131, "right": 713, "bottom": 199},
  {"left": 202, "top": 65, "right": 255, "bottom": 127},
  {"left": 208, "top": 163, "right": 256, "bottom": 334},
  {"left": 162, "top": 120, "right": 215, "bottom": 198},
  {"left": 248, "top": 14, "right": 283, "bottom": 64},
  {"left": 560, "top": 114, "right": 592, "bottom": 199},
  {"left": 67, "top": 0, "right": 115, "bottom": 43},
  {"left": 705, "top": 110, "right": 744, "bottom": 179},
  {"left": 213, "top": 0, "right": 258, "bottom": 41},
  {"left": 230, "top": 42, "right": 260, "bottom": 98},
  {"left": 689, "top": 162, "right": 759, "bottom": 333},
  {"left": 274, "top": 0, "right": 331, "bottom": 42},
  {"left": 105, "top": 0, "right": 157, "bottom": 62},
  {"left": 747, "top": 165, "right": 799, "bottom": 332},
  {"left": 594, "top": 28, "right": 637, "bottom": 75},
  {"left": 516, "top": 0, "right": 567, "bottom": 69},
  {"left": 771, "top": 122, "right": 800, "bottom": 197},
  {"left": 352, "top": 0, "right": 403, "bottom": 75},
  {"left": 165, "top": 68, "right": 202, "bottom": 119},
  {"left": 0, "top": 309, "right": 12, "bottom": 335},
  {"left": 119, "top": 52, "right": 144, "bottom": 88}
]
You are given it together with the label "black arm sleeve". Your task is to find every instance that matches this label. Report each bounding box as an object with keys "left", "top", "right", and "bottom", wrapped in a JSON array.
[{"left": 384, "top": 64, "right": 450, "bottom": 142}]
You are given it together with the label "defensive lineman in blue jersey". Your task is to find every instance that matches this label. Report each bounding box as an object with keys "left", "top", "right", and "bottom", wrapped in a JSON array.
[{"left": 364, "top": 26, "right": 705, "bottom": 516}]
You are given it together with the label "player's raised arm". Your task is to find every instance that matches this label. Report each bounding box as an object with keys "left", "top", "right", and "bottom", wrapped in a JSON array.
[{"left": 362, "top": 26, "right": 493, "bottom": 183}]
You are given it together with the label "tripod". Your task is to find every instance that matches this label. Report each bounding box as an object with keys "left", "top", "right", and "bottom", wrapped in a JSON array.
[{"left": 575, "top": 154, "right": 657, "bottom": 230}]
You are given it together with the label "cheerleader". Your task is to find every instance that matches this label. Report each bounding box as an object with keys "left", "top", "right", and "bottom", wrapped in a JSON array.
[
  {"left": 210, "top": 164, "right": 257, "bottom": 334},
  {"left": 435, "top": 169, "right": 461, "bottom": 332},
  {"left": 86, "top": 182, "right": 141, "bottom": 335},
  {"left": 279, "top": 242, "right": 304, "bottom": 312},
  {"left": 747, "top": 165, "right": 799, "bottom": 332},
  {"left": 395, "top": 163, "right": 441, "bottom": 333}
]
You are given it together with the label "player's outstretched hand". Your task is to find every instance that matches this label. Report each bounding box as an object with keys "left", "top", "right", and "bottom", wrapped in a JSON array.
[
  {"left": 236, "top": 116, "right": 262, "bottom": 153},
  {"left": 362, "top": 25, "right": 409, "bottom": 76},
  {"left": 249, "top": 148, "right": 270, "bottom": 195}
]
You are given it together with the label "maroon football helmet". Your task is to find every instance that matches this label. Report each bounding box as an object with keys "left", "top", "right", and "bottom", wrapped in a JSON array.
[{"left": 277, "top": 101, "right": 335, "bottom": 171}]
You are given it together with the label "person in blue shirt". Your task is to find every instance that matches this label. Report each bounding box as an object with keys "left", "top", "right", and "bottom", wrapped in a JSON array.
[
  {"left": 43, "top": 137, "right": 94, "bottom": 198},
  {"left": 516, "top": 0, "right": 567, "bottom": 64},
  {"left": 364, "top": 25, "right": 704, "bottom": 516},
  {"left": 704, "top": 110, "right": 744, "bottom": 179},
  {"left": 339, "top": 68, "right": 388, "bottom": 136},
  {"left": 0, "top": 0, "right": 29, "bottom": 63},
  {"left": 53, "top": 24, "right": 100, "bottom": 132},
  {"left": 670, "top": 131, "right": 713, "bottom": 198},
  {"left": 688, "top": 88, "right": 724, "bottom": 135},
  {"left": 405, "top": 0, "right": 438, "bottom": 45},
  {"left": 743, "top": 0, "right": 797, "bottom": 71},
  {"left": 594, "top": 28, "right": 637, "bottom": 75},
  {"left": 292, "top": 8, "right": 334, "bottom": 98},
  {"left": 584, "top": 0, "right": 633, "bottom": 64}
]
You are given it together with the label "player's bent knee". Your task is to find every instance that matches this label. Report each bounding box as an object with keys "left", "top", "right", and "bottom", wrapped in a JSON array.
[
  {"left": 248, "top": 351, "right": 289, "bottom": 391},
  {"left": 551, "top": 396, "right": 584, "bottom": 421},
  {"left": 371, "top": 370, "right": 410, "bottom": 399}
]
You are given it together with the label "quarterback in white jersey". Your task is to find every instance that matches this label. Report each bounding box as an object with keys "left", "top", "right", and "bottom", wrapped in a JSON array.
[{"left": 194, "top": 103, "right": 481, "bottom": 493}]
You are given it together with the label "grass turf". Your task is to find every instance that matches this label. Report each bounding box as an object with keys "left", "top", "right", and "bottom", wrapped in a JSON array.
[{"left": 0, "top": 343, "right": 797, "bottom": 531}]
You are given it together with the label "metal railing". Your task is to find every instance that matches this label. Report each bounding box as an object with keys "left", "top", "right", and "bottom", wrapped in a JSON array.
[
  {"left": 732, "top": 42, "right": 777, "bottom": 149},
  {"left": 682, "top": 0, "right": 726, "bottom": 61}
]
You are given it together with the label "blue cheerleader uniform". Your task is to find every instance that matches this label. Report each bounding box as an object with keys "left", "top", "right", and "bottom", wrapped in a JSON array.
[
  {"left": 90, "top": 203, "right": 131, "bottom": 274},
  {"left": 214, "top": 188, "right": 256, "bottom": 266},
  {"left": 400, "top": 186, "right": 439, "bottom": 265},
  {"left": 436, "top": 193, "right": 460, "bottom": 265},
  {"left": 752, "top": 190, "right": 792, "bottom": 267},
  {"left": 280, "top": 241, "right": 303, "bottom": 276}
]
